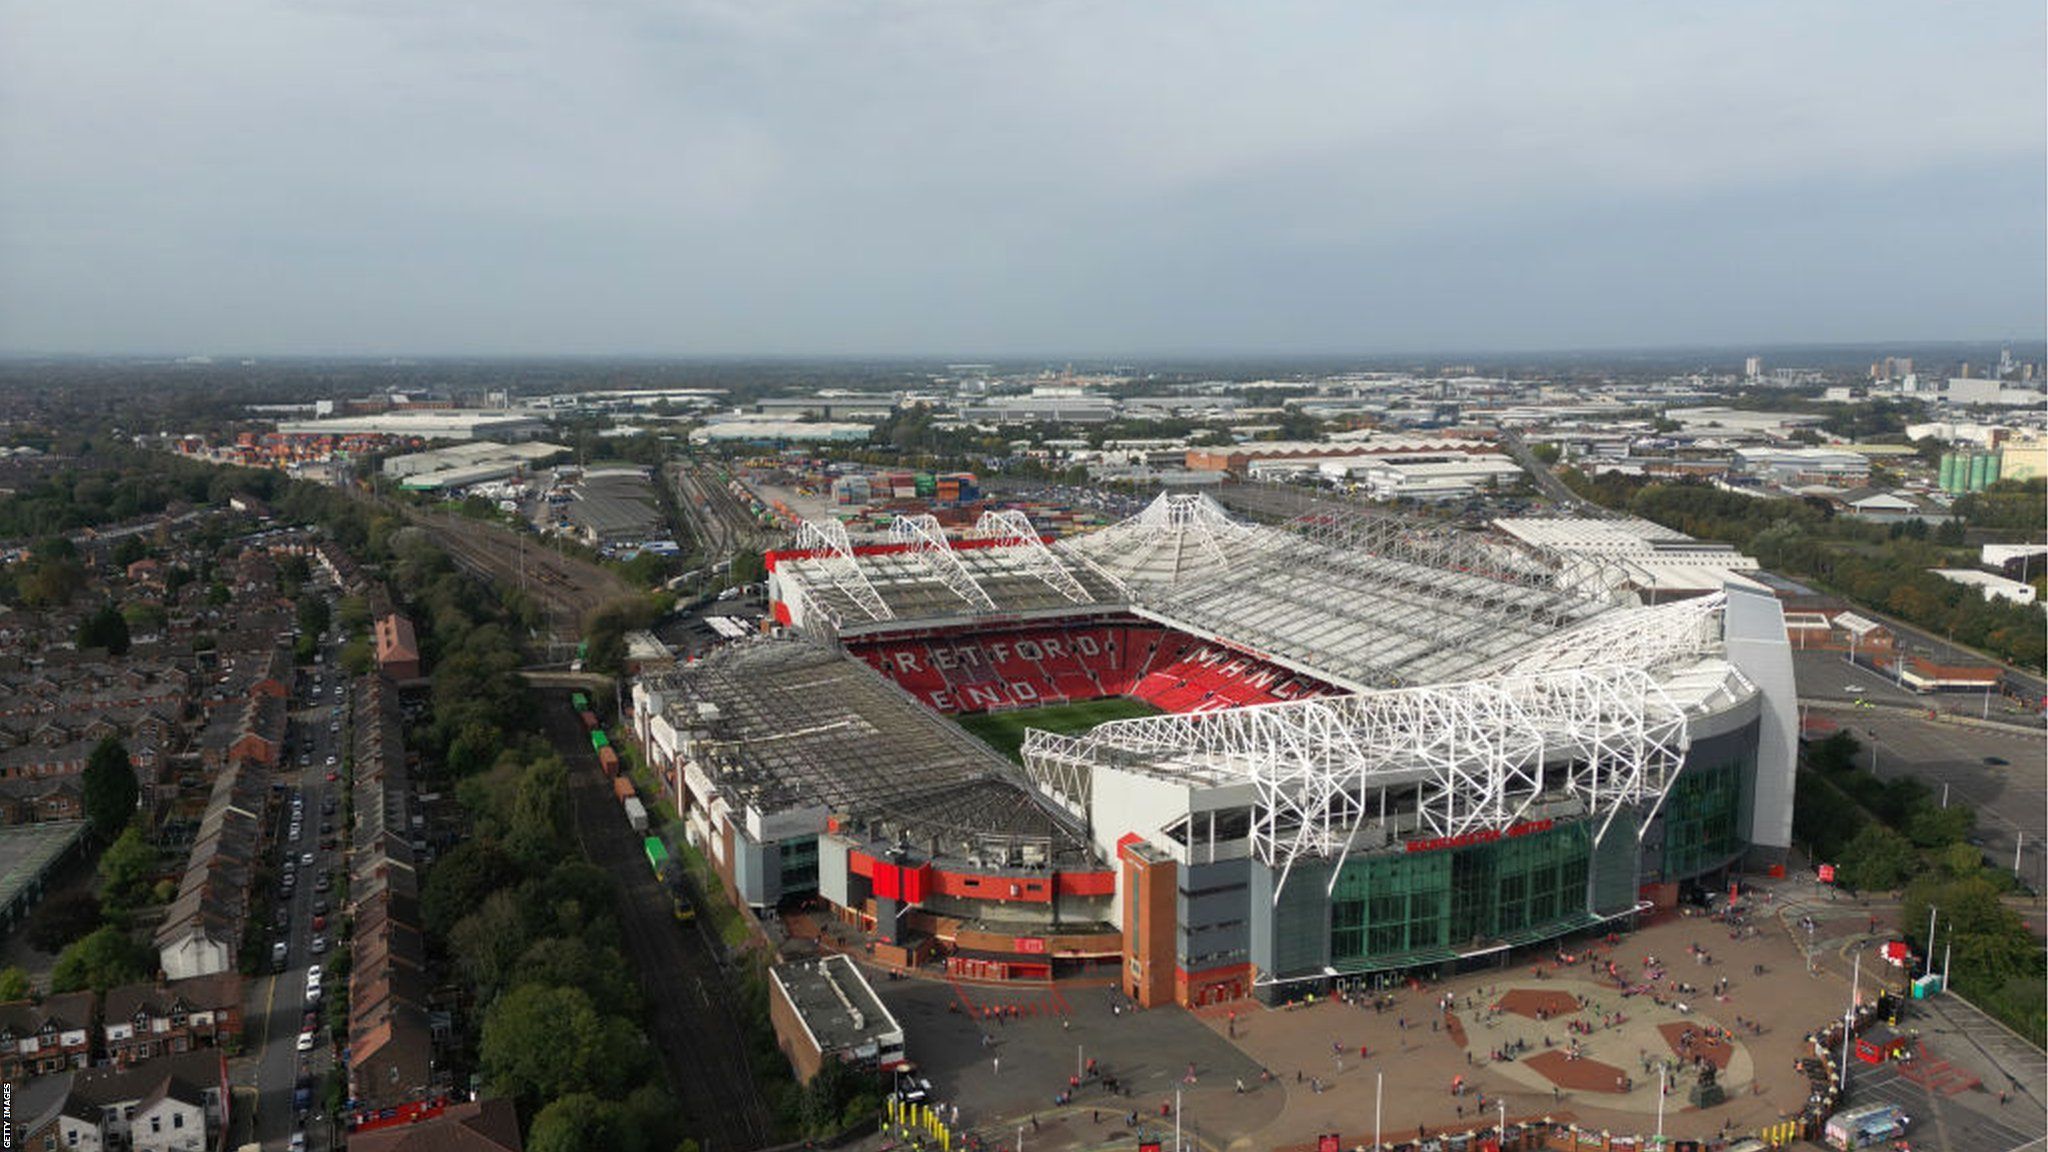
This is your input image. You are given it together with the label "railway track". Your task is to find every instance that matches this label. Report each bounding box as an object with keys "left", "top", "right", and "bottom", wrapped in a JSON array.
[
  {"left": 547, "top": 697, "right": 776, "bottom": 1152},
  {"left": 420, "top": 510, "right": 632, "bottom": 636}
]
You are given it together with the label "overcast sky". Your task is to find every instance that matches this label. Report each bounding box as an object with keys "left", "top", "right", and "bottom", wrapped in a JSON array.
[{"left": 2, "top": 1, "right": 2042, "bottom": 357}]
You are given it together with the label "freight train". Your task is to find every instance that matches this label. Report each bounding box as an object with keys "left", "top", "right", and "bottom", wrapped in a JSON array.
[{"left": 577, "top": 692, "right": 693, "bottom": 921}]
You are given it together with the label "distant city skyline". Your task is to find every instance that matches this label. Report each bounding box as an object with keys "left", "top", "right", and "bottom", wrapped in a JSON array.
[{"left": 2, "top": 2, "right": 2043, "bottom": 357}]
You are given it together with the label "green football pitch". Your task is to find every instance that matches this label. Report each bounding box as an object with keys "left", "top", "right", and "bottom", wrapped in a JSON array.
[{"left": 955, "top": 697, "right": 1162, "bottom": 762}]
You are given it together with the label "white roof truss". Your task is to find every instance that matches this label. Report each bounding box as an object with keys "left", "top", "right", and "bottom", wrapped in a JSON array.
[
  {"left": 889, "top": 513, "right": 997, "bottom": 614},
  {"left": 1023, "top": 665, "right": 1692, "bottom": 902},
  {"left": 966, "top": 510, "right": 1097, "bottom": 605},
  {"left": 794, "top": 519, "right": 894, "bottom": 623}
]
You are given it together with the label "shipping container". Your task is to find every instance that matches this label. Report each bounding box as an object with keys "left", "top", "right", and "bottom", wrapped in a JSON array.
[
  {"left": 597, "top": 745, "right": 621, "bottom": 778},
  {"left": 590, "top": 730, "right": 610, "bottom": 751},
  {"left": 570, "top": 692, "right": 590, "bottom": 713},
  {"left": 623, "top": 796, "right": 649, "bottom": 833},
  {"left": 613, "top": 775, "right": 637, "bottom": 802},
  {"left": 643, "top": 836, "right": 670, "bottom": 878},
  {"left": 578, "top": 710, "right": 600, "bottom": 732}
]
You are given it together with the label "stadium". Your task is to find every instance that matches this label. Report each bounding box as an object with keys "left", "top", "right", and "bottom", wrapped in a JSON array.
[{"left": 630, "top": 494, "right": 1797, "bottom": 1008}]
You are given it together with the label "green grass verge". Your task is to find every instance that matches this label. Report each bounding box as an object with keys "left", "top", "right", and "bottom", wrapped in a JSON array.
[
  {"left": 676, "top": 840, "right": 754, "bottom": 950},
  {"left": 955, "top": 696, "right": 1161, "bottom": 762}
]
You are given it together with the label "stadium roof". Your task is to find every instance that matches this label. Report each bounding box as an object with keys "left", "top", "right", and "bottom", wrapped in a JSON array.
[
  {"left": 644, "top": 639, "right": 1093, "bottom": 869},
  {"left": 775, "top": 494, "right": 1705, "bottom": 691},
  {"left": 1024, "top": 654, "right": 1755, "bottom": 895},
  {"left": 770, "top": 513, "right": 1124, "bottom": 631}
]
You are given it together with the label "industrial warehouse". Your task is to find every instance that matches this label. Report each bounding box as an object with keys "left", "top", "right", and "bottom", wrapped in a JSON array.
[{"left": 631, "top": 494, "right": 1797, "bottom": 1008}]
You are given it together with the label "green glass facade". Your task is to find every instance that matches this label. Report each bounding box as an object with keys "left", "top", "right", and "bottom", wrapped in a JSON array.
[
  {"left": 779, "top": 837, "right": 820, "bottom": 895},
  {"left": 1328, "top": 821, "right": 1593, "bottom": 970},
  {"left": 1657, "top": 756, "right": 1747, "bottom": 881}
]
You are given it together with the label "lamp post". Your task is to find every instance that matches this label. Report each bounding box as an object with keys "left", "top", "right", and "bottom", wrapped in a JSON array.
[
  {"left": 1374, "top": 1071, "right": 1382, "bottom": 1152},
  {"left": 1655, "top": 1066, "right": 1665, "bottom": 1142},
  {"left": 1840, "top": 951, "right": 1861, "bottom": 1093},
  {"left": 1498, "top": 1099, "right": 1507, "bottom": 1149}
]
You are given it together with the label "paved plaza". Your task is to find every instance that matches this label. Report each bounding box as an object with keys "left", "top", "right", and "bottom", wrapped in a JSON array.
[{"left": 870, "top": 876, "right": 2045, "bottom": 1152}]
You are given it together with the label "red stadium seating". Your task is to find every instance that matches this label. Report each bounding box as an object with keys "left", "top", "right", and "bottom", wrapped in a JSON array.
[{"left": 853, "top": 623, "right": 1335, "bottom": 717}]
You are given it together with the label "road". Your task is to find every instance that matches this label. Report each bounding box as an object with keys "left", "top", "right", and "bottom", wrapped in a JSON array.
[
  {"left": 242, "top": 593, "right": 351, "bottom": 1152},
  {"left": 542, "top": 693, "right": 776, "bottom": 1152},
  {"left": 1790, "top": 644, "right": 2047, "bottom": 891},
  {"left": 1812, "top": 705, "right": 2048, "bottom": 893},
  {"left": 1496, "top": 428, "right": 1612, "bottom": 515}
]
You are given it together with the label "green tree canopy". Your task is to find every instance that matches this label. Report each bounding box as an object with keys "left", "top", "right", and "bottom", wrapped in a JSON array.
[
  {"left": 480, "top": 984, "right": 650, "bottom": 1109},
  {"left": 421, "top": 838, "right": 518, "bottom": 942},
  {"left": 0, "top": 965, "right": 32, "bottom": 1002},
  {"left": 77, "top": 603, "right": 131, "bottom": 655},
  {"left": 1838, "top": 825, "right": 1918, "bottom": 892},
  {"left": 82, "top": 737, "right": 139, "bottom": 837},
  {"left": 97, "top": 825, "right": 158, "bottom": 909},
  {"left": 50, "top": 925, "right": 153, "bottom": 993},
  {"left": 505, "top": 757, "right": 572, "bottom": 871},
  {"left": 526, "top": 1093, "right": 649, "bottom": 1152}
]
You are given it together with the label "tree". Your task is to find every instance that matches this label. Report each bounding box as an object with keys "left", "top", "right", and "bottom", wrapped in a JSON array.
[
  {"left": 26, "top": 891, "right": 104, "bottom": 954},
  {"left": 97, "top": 825, "right": 158, "bottom": 909},
  {"left": 76, "top": 603, "right": 131, "bottom": 655},
  {"left": 510, "top": 937, "right": 640, "bottom": 1014},
  {"left": 479, "top": 984, "right": 639, "bottom": 1107},
  {"left": 527, "top": 1093, "right": 649, "bottom": 1152},
  {"left": 337, "top": 595, "right": 373, "bottom": 636},
  {"left": 297, "top": 594, "right": 331, "bottom": 639},
  {"left": 449, "top": 890, "right": 530, "bottom": 996},
  {"left": 1905, "top": 802, "right": 1974, "bottom": 849},
  {"left": 1806, "top": 730, "right": 1861, "bottom": 774},
  {"left": 0, "top": 965, "right": 31, "bottom": 1002},
  {"left": 505, "top": 758, "right": 571, "bottom": 871},
  {"left": 1838, "top": 825, "right": 1918, "bottom": 892},
  {"left": 421, "top": 839, "right": 517, "bottom": 941},
  {"left": 50, "top": 925, "right": 153, "bottom": 993},
  {"left": 340, "top": 637, "right": 373, "bottom": 676},
  {"left": 82, "top": 737, "right": 139, "bottom": 837}
]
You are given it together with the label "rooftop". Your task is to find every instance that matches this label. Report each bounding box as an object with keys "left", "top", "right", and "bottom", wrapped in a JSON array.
[
  {"left": 0, "top": 821, "right": 89, "bottom": 916},
  {"left": 645, "top": 639, "right": 1094, "bottom": 868},
  {"left": 771, "top": 954, "right": 904, "bottom": 1060}
]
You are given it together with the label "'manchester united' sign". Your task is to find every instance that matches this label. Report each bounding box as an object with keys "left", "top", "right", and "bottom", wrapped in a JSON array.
[{"left": 1404, "top": 819, "right": 1555, "bottom": 854}]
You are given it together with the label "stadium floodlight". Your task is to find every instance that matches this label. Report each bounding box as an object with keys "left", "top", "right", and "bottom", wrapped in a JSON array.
[
  {"left": 890, "top": 513, "right": 998, "bottom": 613},
  {"left": 794, "top": 518, "right": 894, "bottom": 623},
  {"left": 966, "top": 510, "right": 1097, "bottom": 605},
  {"left": 1022, "top": 664, "right": 1695, "bottom": 903}
]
